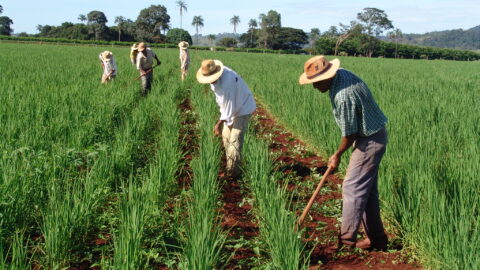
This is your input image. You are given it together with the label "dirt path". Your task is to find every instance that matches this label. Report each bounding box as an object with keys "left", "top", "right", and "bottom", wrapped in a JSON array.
[{"left": 251, "top": 104, "right": 421, "bottom": 270}]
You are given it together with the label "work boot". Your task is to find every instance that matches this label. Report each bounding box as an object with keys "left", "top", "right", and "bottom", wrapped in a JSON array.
[{"left": 356, "top": 237, "right": 388, "bottom": 251}]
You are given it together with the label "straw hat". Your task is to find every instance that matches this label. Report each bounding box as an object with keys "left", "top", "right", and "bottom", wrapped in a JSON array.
[
  {"left": 196, "top": 60, "right": 224, "bottom": 84},
  {"left": 138, "top": 42, "right": 147, "bottom": 52},
  {"left": 178, "top": 41, "right": 189, "bottom": 49},
  {"left": 101, "top": 51, "right": 113, "bottom": 61},
  {"left": 299, "top": 55, "right": 340, "bottom": 85}
]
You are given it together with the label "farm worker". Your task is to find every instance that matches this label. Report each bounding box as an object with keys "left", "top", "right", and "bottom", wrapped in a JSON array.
[
  {"left": 196, "top": 60, "right": 256, "bottom": 179},
  {"left": 136, "top": 42, "right": 161, "bottom": 96},
  {"left": 98, "top": 51, "right": 117, "bottom": 84},
  {"left": 178, "top": 41, "right": 190, "bottom": 81},
  {"left": 130, "top": 43, "right": 139, "bottom": 65},
  {"left": 299, "top": 55, "right": 389, "bottom": 250}
]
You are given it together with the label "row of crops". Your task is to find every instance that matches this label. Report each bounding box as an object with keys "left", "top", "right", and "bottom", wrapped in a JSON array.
[
  {"left": 0, "top": 43, "right": 311, "bottom": 269},
  {"left": 1, "top": 42, "right": 479, "bottom": 269}
]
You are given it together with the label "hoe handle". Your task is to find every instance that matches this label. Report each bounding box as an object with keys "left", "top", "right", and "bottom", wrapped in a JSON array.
[{"left": 297, "top": 166, "right": 333, "bottom": 227}]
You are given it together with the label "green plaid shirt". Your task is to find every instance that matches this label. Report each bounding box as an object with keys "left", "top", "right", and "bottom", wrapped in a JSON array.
[{"left": 329, "top": 69, "right": 387, "bottom": 137}]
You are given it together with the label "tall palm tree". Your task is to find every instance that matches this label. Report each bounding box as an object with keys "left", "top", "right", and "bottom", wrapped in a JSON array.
[
  {"left": 230, "top": 15, "right": 240, "bottom": 34},
  {"left": 192, "top": 16, "right": 204, "bottom": 45},
  {"left": 78, "top": 14, "right": 87, "bottom": 24},
  {"left": 248, "top": 19, "right": 257, "bottom": 47},
  {"left": 176, "top": 1, "right": 187, "bottom": 29},
  {"left": 114, "top": 16, "right": 126, "bottom": 42},
  {"left": 388, "top": 28, "right": 403, "bottom": 59}
]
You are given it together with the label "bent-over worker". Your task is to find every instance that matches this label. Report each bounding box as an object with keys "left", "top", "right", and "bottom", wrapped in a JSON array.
[
  {"left": 136, "top": 42, "right": 161, "bottom": 96},
  {"left": 299, "top": 55, "right": 389, "bottom": 250},
  {"left": 99, "top": 51, "right": 117, "bottom": 84},
  {"left": 178, "top": 41, "right": 190, "bottom": 81},
  {"left": 196, "top": 59, "right": 256, "bottom": 179}
]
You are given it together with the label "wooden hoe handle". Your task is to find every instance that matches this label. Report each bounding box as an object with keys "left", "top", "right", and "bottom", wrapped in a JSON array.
[{"left": 297, "top": 166, "right": 333, "bottom": 227}]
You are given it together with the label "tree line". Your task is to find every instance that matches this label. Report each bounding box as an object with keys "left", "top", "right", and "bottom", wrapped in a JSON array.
[{"left": 2, "top": 3, "right": 478, "bottom": 61}]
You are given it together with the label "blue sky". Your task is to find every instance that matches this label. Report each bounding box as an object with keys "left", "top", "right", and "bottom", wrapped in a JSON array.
[{"left": 1, "top": 0, "right": 479, "bottom": 35}]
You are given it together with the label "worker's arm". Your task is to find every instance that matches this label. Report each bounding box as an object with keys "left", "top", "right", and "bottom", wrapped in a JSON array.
[
  {"left": 213, "top": 120, "right": 225, "bottom": 137},
  {"left": 328, "top": 133, "right": 358, "bottom": 170},
  {"left": 155, "top": 55, "right": 161, "bottom": 66}
]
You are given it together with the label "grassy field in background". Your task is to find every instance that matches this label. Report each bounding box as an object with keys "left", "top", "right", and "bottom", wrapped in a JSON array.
[{"left": 0, "top": 42, "right": 479, "bottom": 269}]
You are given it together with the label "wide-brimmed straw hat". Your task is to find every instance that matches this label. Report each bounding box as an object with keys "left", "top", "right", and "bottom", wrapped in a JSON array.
[
  {"left": 138, "top": 42, "right": 147, "bottom": 52},
  {"left": 101, "top": 51, "right": 113, "bottom": 61},
  {"left": 178, "top": 41, "right": 189, "bottom": 49},
  {"left": 196, "top": 59, "right": 224, "bottom": 84},
  {"left": 299, "top": 55, "right": 340, "bottom": 85}
]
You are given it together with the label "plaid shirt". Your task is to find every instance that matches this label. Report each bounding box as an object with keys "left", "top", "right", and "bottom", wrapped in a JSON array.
[{"left": 329, "top": 69, "right": 387, "bottom": 137}]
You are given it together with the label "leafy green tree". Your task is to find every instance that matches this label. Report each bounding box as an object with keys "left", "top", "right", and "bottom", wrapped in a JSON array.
[
  {"left": 273, "top": 27, "right": 308, "bottom": 50},
  {"left": 334, "top": 21, "right": 363, "bottom": 56},
  {"left": 217, "top": 37, "right": 237, "bottom": 48},
  {"left": 87, "top": 10, "right": 108, "bottom": 40},
  {"left": 135, "top": 5, "right": 170, "bottom": 42},
  {"left": 315, "top": 36, "right": 336, "bottom": 55},
  {"left": 192, "top": 15, "right": 204, "bottom": 45},
  {"left": 357, "top": 7, "right": 393, "bottom": 57},
  {"left": 230, "top": 15, "right": 240, "bottom": 34},
  {"left": 78, "top": 14, "right": 87, "bottom": 24},
  {"left": 176, "top": 1, "right": 187, "bottom": 29},
  {"left": 258, "top": 10, "right": 281, "bottom": 49},
  {"left": 0, "top": 5, "right": 3, "bottom": 15},
  {"left": 166, "top": 28, "right": 192, "bottom": 45},
  {"left": 0, "top": 16, "right": 14, "bottom": 36}
]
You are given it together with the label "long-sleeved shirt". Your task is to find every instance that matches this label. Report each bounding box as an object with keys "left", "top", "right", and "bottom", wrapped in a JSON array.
[
  {"left": 210, "top": 67, "right": 256, "bottom": 126},
  {"left": 98, "top": 54, "right": 117, "bottom": 76},
  {"left": 136, "top": 48, "right": 156, "bottom": 71},
  {"left": 179, "top": 49, "right": 190, "bottom": 71},
  {"left": 329, "top": 68, "right": 387, "bottom": 137}
]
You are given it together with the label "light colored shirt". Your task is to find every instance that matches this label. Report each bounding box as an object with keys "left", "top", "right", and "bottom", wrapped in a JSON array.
[
  {"left": 179, "top": 49, "right": 190, "bottom": 70},
  {"left": 329, "top": 68, "right": 387, "bottom": 137},
  {"left": 136, "top": 48, "right": 156, "bottom": 71},
  {"left": 98, "top": 54, "right": 117, "bottom": 76},
  {"left": 210, "top": 67, "right": 256, "bottom": 126}
]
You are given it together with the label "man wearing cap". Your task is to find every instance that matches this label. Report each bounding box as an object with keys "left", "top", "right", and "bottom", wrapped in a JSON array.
[
  {"left": 136, "top": 42, "right": 161, "bottom": 96},
  {"left": 299, "top": 56, "right": 389, "bottom": 250},
  {"left": 99, "top": 51, "right": 117, "bottom": 84},
  {"left": 178, "top": 41, "right": 190, "bottom": 81},
  {"left": 196, "top": 60, "right": 256, "bottom": 179}
]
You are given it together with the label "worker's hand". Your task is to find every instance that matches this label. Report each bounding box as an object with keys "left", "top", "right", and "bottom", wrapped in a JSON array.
[
  {"left": 328, "top": 154, "right": 341, "bottom": 170},
  {"left": 213, "top": 122, "right": 223, "bottom": 137}
]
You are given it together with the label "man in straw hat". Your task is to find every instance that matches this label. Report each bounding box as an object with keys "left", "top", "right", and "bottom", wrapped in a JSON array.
[
  {"left": 197, "top": 60, "right": 256, "bottom": 179},
  {"left": 299, "top": 55, "right": 389, "bottom": 250},
  {"left": 98, "top": 51, "right": 117, "bottom": 84},
  {"left": 136, "top": 42, "right": 161, "bottom": 96},
  {"left": 178, "top": 41, "right": 190, "bottom": 81}
]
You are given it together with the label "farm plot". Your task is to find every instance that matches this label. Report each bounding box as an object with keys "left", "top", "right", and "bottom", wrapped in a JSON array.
[{"left": 1, "top": 42, "right": 478, "bottom": 269}]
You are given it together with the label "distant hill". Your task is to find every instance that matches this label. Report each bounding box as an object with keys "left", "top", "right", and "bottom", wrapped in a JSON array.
[{"left": 400, "top": 25, "right": 480, "bottom": 50}]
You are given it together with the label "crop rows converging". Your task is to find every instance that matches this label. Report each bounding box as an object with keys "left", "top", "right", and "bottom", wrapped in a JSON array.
[{"left": 0, "top": 42, "right": 479, "bottom": 269}]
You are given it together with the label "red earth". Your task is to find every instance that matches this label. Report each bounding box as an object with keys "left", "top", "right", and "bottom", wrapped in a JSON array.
[{"left": 251, "top": 105, "right": 421, "bottom": 270}]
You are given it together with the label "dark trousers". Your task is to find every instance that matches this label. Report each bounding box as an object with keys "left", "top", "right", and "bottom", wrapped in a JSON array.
[
  {"left": 141, "top": 71, "right": 153, "bottom": 96},
  {"left": 340, "top": 128, "right": 388, "bottom": 245}
]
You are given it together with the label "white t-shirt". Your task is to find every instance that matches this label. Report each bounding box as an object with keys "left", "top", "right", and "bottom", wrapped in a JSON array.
[{"left": 210, "top": 67, "right": 256, "bottom": 126}]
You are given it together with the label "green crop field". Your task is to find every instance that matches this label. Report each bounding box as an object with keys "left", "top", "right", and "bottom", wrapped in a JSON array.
[{"left": 0, "top": 42, "right": 479, "bottom": 269}]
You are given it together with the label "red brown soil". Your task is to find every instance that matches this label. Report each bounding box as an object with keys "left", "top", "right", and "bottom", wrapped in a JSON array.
[
  {"left": 251, "top": 105, "right": 421, "bottom": 270},
  {"left": 219, "top": 157, "right": 260, "bottom": 269},
  {"left": 178, "top": 97, "right": 198, "bottom": 188}
]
